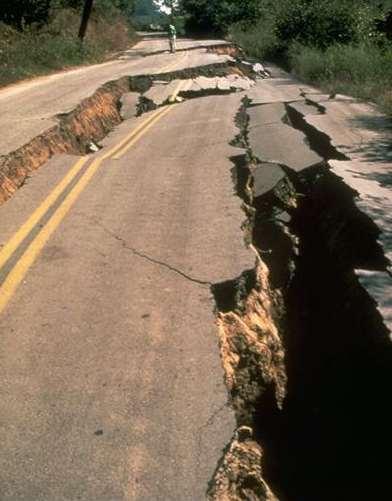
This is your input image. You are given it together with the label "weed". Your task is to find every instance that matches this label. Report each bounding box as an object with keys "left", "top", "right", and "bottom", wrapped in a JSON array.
[{"left": 0, "top": 9, "right": 137, "bottom": 88}]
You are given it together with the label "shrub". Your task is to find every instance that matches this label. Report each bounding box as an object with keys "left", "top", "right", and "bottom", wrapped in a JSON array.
[
  {"left": 0, "top": 7, "right": 137, "bottom": 88},
  {"left": 274, "top": 0, "right": 359, "bottom": 49},
  {"left": 289, "top": 41, "right": 392, "bottom": 114},
  {"left": 288, "top": 43, "right": 328, "bottom": 82},
  {"left": 229, "top": 0, "right": 392, "bottom": 115},
  {"left": 229, "top": 19, "right": 281, "bottom": 60}
]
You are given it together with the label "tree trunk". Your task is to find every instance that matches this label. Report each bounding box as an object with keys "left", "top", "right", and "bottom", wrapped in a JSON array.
[{"left": 78, "top": 0, "right": 94, "bottom": 41}]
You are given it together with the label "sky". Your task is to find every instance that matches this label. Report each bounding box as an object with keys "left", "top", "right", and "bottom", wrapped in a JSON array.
[{"left": 153, "top": 1, "right": 178, "bottom": 14}]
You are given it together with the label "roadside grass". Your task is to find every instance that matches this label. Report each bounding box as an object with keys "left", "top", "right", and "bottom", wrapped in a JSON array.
[
  {"left": 289, "top": 42, "right": 392, "bottom": 114},
  {"left": 0, "top": 9, "right": 138, "bottom": 88},
  {"left": 230, "top": 21, "right": 392, "bottom": 116},
  {"left": 229, "top": 19, "right": 281, "bottom": 61}
]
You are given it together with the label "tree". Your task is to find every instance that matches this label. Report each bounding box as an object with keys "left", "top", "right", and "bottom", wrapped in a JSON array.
[
  {"left": 135, "top": 0, "right": 158, "bottom": 16},
  {"left": 78, "top": 0, "right": 94, "bottom": 40},
  {"left": 180, "top": 0, "right": 262, "bottom": 34},
  {"left": 154, "top": 0, "right": 180, "bottom": 20},
  {"left": 0, "top": 0, "right": 51, "bottom": 30}
]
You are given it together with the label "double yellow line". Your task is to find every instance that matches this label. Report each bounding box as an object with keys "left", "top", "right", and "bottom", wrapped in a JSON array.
[
  {"left": 0, "top": 104, "right": 177, "bottom": 315},
  {"left": 0, "top": 49, "right": 192, "bottom": 315}
]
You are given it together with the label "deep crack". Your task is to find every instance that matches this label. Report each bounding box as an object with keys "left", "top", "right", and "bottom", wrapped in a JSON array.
[
  {"left": 0, "top": 59, "right": 256, "bottom": 205},
  {"left": 208, "top": 89, "right": 392, "bottom": 500}
]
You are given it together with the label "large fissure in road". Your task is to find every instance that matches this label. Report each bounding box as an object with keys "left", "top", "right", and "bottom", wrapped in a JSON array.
[
  {"left": 0, "top": 60, "right": 249, "bottom": 205},
  {"left": 209, "top": 96, "right": 392, "bottom": 500},
  {"left": 3, "top": 49, "right": 391, "bottom": 498}
]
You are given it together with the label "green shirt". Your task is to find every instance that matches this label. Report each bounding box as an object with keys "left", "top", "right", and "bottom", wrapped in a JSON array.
[{"left": 168, "top": 25, "right": 176, "bottom": 38}]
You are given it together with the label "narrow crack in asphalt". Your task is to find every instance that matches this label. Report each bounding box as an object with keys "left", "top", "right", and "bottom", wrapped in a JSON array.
[
  {"left": 196, "top": 402, "right": 230, "bottom": 477},
  {"left": 99, "top": 223, "right": 212, "bottom": 287}
]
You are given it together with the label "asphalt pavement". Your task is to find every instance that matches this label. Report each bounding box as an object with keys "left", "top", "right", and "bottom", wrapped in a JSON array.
[
  {"left": 0, "top": 39, "right": 253, "bottom": 498},
  {"left": 0, "top": 35, "right": 391, "bottom": 500}
]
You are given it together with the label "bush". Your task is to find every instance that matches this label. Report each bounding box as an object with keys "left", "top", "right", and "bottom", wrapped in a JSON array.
[
  {"left": 290, "top": 42, "right": 392, "bottom": 86},
  {"left": 229, "top": 0, "right": 392, "bottom": 114},
  {"left": 0, "top": 8, "right": 137, "bottom": 88},
  {"left": 230, "top": 0, "right": 391, "bottom": 55},
  {"left": 289, "top": 41, "right": 392, "bottom": 113},
  {"left": 229, "top": 19, "right": 281, "bottom": 60},
  {"left": 274, "top": 0, "right": 358, "bottom": 49},
  {"left": 287, "top": 43, "right": 327, "bottom": 81}
]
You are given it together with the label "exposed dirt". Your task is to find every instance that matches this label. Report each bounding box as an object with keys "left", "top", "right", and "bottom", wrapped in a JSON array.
[
  {"left": 0, "top": 61, "right": 240, "bottom": 205},
  {"left": 0, "top": 78, "right": 129, "bottom": 204},
  {"left": 209, "top": 93, "right": 392, "bottom": 500},
  {"left": 212, "top": 261, "right": 286, "bottom": 426},
  {"left": 208, "top": 426, "right": 278, "bottom": 501}
]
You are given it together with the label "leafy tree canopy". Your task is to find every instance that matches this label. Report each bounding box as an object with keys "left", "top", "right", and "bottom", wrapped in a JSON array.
[
  {"left": 0, "top": 0, "right": 136, "bottom": 30},
  {"left": 178, "top": 0, "right": 392, "bottom": 35}
]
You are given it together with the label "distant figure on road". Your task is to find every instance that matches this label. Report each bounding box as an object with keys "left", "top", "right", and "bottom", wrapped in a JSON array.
[{"left": 168, "top": 24, "right": 177, "bottom": 54}]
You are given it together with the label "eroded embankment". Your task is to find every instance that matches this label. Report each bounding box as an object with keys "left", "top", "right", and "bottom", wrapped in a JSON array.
[
  {"left": 0, "top": 60, "right": 241, "bottom": 205},
  {"left": 209, "top": 97, "right": 392, "bottom": 500},
  {"left": 0, "top": 77, "right": 129, "bottom": 204}
]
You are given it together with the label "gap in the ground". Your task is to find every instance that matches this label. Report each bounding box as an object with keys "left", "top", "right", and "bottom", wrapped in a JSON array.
[
  {"left": 265, "top": 173, "right": 392, "bottom": 499},
  {"left": 0, "top": 60, "right": 257, "bottom": 204},
  {"left": 135, "top": 62, "right": 258, "bottom": 116},
  {"left": 209, "top": 93, "right": 392, "bottom": 500},
  {"left": 285, "top": 102, "right": 349, "bottom": 161}
]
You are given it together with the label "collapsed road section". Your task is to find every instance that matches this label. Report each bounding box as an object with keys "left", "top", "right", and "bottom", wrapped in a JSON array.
[
  {"left": 0, "top": 58, "right": 258, "bottom": 206},
  {"left": 1, "top": 41, "right": 391, "bottom": 499},
  {"left": 209, "top": 91, "right": 392, "bottom": 500}
]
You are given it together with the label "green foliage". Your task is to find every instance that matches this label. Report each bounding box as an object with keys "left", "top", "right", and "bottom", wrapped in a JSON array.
[
  {"left": 274, "top": 0, "right": 358, "bottom": 49},
  {"left": 135, "top": 0, "right": 160, "bottom": 17},
  {"left": 229, "top": 18, "right": 280, "bottom": 60},
  {"left": 289, "top": 41, "right": 392, "bottom": 114},
  {"left": 289, "top": 41, "right": 392, "bottom": 86},
  {"left": 94, "top": 0, "right": 136, "bottom": 19},
  {"left": 229, "top": 0, "right": 392, "bottom": 58},
  {"left": 181, "top": 0, "right": 262, "bottom": 34},
  {"left": 0, "top": 6, "right": 137, "bottom": 88},
  {"left": 227, "top": 0, "right": 392, "bottom": 115},
  {"left": 133, "top": 0, "right": 164, "bottom": 28},
  {"left": 0, "top": 1, "right": 136, "bottom": 29},
  {"left": 0, "top": 1, "right": 51, "bottom": 29}
]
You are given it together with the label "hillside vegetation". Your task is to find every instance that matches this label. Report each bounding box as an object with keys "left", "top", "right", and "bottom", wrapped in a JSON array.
[
  {"left": 180, "top": 0, "right": 392, "bottom": 114},
  {"left": 0, "top": 1, "right": 138, "bottom": 88}
]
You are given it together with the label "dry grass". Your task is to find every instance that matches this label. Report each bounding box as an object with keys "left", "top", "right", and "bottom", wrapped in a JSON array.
[
  {"left": 0, "top": 9, "right": 138, "bottom": 88},
  {"left": 289, "top": 42, "right": 392, "bottom": 115}
]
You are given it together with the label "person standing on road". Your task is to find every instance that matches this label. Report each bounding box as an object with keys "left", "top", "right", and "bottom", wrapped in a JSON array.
[{"left": 168, "top": 24, "right": 177, "bottom": 54}]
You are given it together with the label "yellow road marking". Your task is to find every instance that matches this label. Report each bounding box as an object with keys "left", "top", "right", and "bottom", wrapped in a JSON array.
[
  {"left": 0, "top": 104, "right": 177, "bottom": 315},
  {"left": 170, "top": 79, "right": 194, "bottom": 103},
  {"left": 169, "top": 80, "right": 185, "bottom": 103},
  {"left": 113, "top": 105, "right": 174, "bottom": 160},
  {"left": 0, "top": 107, "right": 171, "bottom": 276},
  {"left": 0, "top": 156, "right": 89, "bottom": 270},
  {"left": 182, "top": 79, "right": 193, "bottom": 93},
  {"left": 0, "top": 49, "right": 189, "bottom": 314},
  {"left": 185, "top": 79, "right": 193, "bottom": 90},
  {"left": 0, "top": 50, "right": 189, "bottom": 276},
  {"left": 103, "top": 106, "right": 173, "bottom": 160}
]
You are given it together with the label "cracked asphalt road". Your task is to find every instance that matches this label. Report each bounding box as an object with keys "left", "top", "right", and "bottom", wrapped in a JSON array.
[
  {"left": 1, "top": 35, "right": 392, "bottom": 501},
  {"left": 0, "top": 83, "right": 253, "bottom": 497},
  {"left": 0, "top": 37, "right": 229, "bottom": 156}
]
